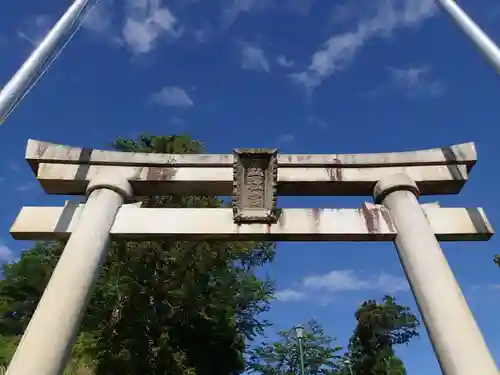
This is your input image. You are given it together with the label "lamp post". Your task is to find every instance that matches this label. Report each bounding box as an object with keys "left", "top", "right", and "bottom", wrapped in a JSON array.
[
  {"left": 344, "top": 359, "right": 354, "bottom": 375},
  {"left": 294, "top": 325, "right": 306, "bottom": 375},
  {"left": 436, "top": 0, "right": 500, "bottom": 75}
]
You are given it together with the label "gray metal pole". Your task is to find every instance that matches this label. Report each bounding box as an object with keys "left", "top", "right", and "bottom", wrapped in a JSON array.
[
  {"left": 436, "top": 0, "right": 500, "bottom": 74},
  {"left": 0, "top": 0, "right": 90, "bottom": 125},
  {"left": 297, "top": 337, "right": 306, "bottom": 375}
]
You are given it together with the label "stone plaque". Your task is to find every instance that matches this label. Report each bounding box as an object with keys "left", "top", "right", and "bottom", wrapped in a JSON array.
[{"left": 233, "top": 148, "right": 278, "bottom": 223}]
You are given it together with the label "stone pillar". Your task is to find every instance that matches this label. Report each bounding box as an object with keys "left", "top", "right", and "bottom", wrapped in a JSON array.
[
  {"left": 373, "top": 174, "right": 498, "bottom": 375},
  {"left": 7, "top": 173, "right": 133, "bottom": 375}
]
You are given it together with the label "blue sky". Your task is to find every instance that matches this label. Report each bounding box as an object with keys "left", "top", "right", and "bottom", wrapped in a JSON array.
[{"left": 1, "top": 0, "right": 500, "bottom": 373}]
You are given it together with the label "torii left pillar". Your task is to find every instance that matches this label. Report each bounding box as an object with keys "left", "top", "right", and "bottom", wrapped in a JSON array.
[{"left": 6, "top": 174, "right": 133, "bottom": 375}]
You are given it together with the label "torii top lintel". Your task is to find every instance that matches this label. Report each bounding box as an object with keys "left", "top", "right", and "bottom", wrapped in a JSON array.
[{"left": 25, "top": 140, "right": 477, "bottom": 197}]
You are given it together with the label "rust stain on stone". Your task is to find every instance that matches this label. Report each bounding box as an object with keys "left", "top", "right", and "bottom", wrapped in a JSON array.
[
  {"left": 278, "top": 211, "right": 286, "bottom": 229},
  {"left": 326, "top": 158, "right": 343, "bottom": 181},
  {"left": 380, "top": 206, "right": 396, "bottom": 232},
  {"left": 146, "top": 167, "right": 177, "bottom": 181},
  {"left": 311, "top": 208, "right": 321, "bottom": 232},
  {"left": 36, "top": 143, "right": 49, "bottom": 158},
  {"left": 361, "top": 203, "right": 380, "bottom": 233}
]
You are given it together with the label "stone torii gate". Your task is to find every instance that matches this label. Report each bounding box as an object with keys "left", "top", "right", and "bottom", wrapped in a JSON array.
[{"left": 6, "top": 140, "right": 499, "bottom": 375}]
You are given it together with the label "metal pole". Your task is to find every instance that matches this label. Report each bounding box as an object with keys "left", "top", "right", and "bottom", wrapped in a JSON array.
[
  {"left": 345, "top": 360, "right": 354, "bottom": 375},
  {"left": 297, "top": 336, "right": 305, "bottom": 375},
  {"left": 0, "top": 0, "right": 90, "bottom": 125},
  {"left": 436, "top": 0, "right": 500, "bottom": 74}
]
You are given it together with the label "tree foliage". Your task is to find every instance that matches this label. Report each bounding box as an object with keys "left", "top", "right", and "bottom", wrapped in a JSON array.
[
  {"left": 346, "top": 296, "right": 419, "bottom": 375},
  {"left": 248, "top": 319, "right": 342, "bottom": 375},
  {"left": 0, "top": 134, "right": 276, "bottom": 375}
]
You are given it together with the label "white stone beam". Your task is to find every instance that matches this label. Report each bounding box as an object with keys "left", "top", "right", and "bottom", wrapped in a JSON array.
[
  {"left": 10, "top": 204, "right": 493, "bottom": 241},
  {"left": 26, "top": 139, "right": 477, "bottom": 172},
  {"left": 34, "top": 163, "right": 468, "bottom": 196}
]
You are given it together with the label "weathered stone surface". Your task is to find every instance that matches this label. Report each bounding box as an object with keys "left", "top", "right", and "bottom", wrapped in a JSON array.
[
  {"left": 10, "top": 204, "right": 493, "bottom": 242},
  {"left": 232, "top": 149, "right": 278, "bottom": 223},
  {"left": 33, "top": 163, "right": 468, "bottom": 196},
  {"left": 26, "top": 139, "right": 477, "bottom": 171}
]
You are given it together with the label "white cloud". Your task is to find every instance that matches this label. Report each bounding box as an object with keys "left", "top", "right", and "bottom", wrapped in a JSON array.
[
  {"left": 0, "top": 35, "right": 8, "bottom": 47},
  {"left": 275, "top": 269, "right": 408, "bottom": 304},
  {"left": 276, "top": 55, "right": 295, "bottom": 68},
  {"left": 303, "top": 269, "right": 408, "bottom": 293},
  {"left": 290, "top": 0, "right": 438, "bottom": 91},
  {"left": 365, "top": 65, "right": 445, "bottom": 98},
  {"left": 20, "top": 0, "right": 179, "bottom": 55},
  {"left": 83, "top": 0, "right": 115, "bottom": 34},
  {"left": 305, "top": 115, "right": 328, "bottom": 129},
  {"left": 221, "top": 0, "right": 312, "bottom": 28},
  {"left": 18, "top": 14, "right": 52, "bottom": 47},
  {"left": 8, "top": 162, "right": 20, "bottom": 172},
  {"left": 221, "top": 0, "right": 265, "bottom": 28},
  {"left": 16, "top": 183, "right": 33, "bottom": 192},
  {"left": 240, "top": 43, "right": 270, "bottom": 72},
  {"left": 122, "top": 0, "right": 181, "bottom": 54},
  {"left": 275, "top": 289, "right": 307, "bottom": 302},
  {"left": 389, "top": 66, "right": 445, "bottom": 97},
  {"left": 0, "top": 244, "right": 14, "bottom": 262},
  {"left": 152, "top": 86, "right": 193, "bottom": 108},
  {"left": 278, "top": 133, "right": 295, "bottom": 143}
]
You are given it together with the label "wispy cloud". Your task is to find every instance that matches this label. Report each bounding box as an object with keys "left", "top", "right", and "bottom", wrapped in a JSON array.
[
  {"left": 278, "top": 133, "right": 295, "bottom": 144},
  {"left": 17, "top": 14, "right": 52, "bottom": 47},
  {"left": 276, "top": 55, "right": 295, "bottom": 68},
  {"left": 16, "top": 183, "right": 34, "bottom": 192},
  {"left": 275, "top": 289, "right": 307, "bottom": 302},
  {"left": 290, "top": 0, "right": 438, "bottom": 92},
  {"left": 305, "top": 115, "right": 328, "bottom": 129},
  {"left": 0, "top": 243, "right": 14, "bottom": 263},
  {"left": 304, "top": 270, "right": 408, "bottom": 293},
  {"left": 488, "top": 5, "right": 500, "bottom": 22},
  {"left": 366, "top": 65, "right": 445, "bottom": 98},
  {"left": 221, "top": 0, "right": 312, "bottom": 28},
  {"left": 221, "top": 0, "right": 267, "bottom": 28},
  {"left": 122, "top": 0, "right": 182, "bottom": 54},
  {"left": 8, "top": 162, "right": 20, "bottom": 172},
  {"left": 0, "top": 35, "right": 8, "bottom": 47},
  {"left": 329, "top": 1, "right": 365, "bottom": 25},
  {"left": 82, "top": 0, "right": 124, "bottom": 48},
  {"left": 470, "top": 283, "right": 500, "bottom": 292},
  {"left": 240, "top": 42, "right": 270, "bottom": 72},
  {"left": 83, "top": 0, "right": 115, "bottom": 34},
  {"left": 81, "top": 0, "right": 181, "bottom": 54},
  {"left": 389, "top": 66, "right": 445, "bottom": 97},
  {"left": 275, "top": 269, "right": 409, "bottom": 304},
  {"left": 152, "top": 86, "right": 194, "bottom": 108}
]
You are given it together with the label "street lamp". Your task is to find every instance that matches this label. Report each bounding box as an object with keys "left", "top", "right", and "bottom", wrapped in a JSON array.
[
  {"left": 294, "top": 325, "right": 306, "bottom": 375},
  {"left": 344, "top": 359, "right": 354, "bottom": 375}
]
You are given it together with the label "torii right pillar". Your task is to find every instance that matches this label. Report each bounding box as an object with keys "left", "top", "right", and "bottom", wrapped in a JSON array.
[{"left": 374, "top": 174, "right": 498, "bottom": 375}]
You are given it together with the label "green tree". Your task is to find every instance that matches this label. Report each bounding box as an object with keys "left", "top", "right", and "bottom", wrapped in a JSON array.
[
  {"left": 494, "top": 255, "right": 499, "bottom": 267},
  {"left": 0, "top": 134, "right": 276, "bottom": 375},
  {"left": 346, "top": 296, "right": 419, "bottom": 375},
  {"left": 248, "top": 319, "right": 343, "bottom": 375}
]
